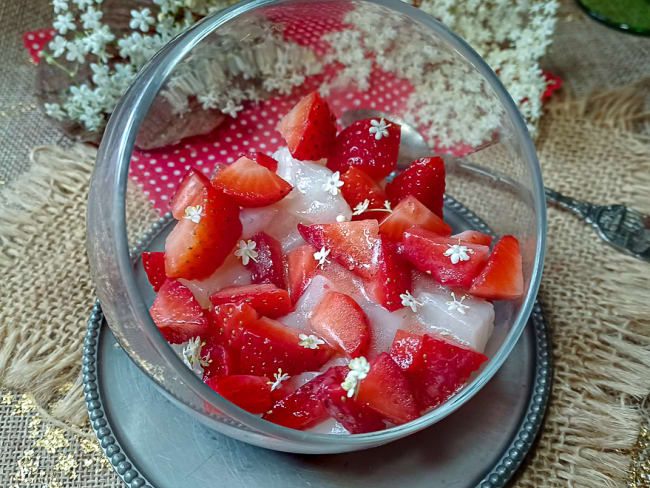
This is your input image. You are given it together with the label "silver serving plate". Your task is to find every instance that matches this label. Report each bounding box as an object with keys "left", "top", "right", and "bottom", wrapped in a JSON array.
[{"left": 83, "top": 198, "right": 552, "bottom": 488}]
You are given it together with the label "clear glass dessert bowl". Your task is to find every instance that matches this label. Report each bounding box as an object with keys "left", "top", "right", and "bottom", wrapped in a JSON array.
[{"left": 87, "top": 0, "right": 546, "bottom": 454}]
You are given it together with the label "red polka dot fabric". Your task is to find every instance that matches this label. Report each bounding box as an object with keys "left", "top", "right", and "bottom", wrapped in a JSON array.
[{"left": 23, "top": 29, "right": 55, "bottom": 64}]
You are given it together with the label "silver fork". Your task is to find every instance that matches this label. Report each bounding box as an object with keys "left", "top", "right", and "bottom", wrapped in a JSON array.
[{"left": 342, "top": 108, "right": 650, "bottom": 263}]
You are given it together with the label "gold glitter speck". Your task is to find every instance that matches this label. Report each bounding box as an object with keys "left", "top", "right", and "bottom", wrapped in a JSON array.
[
  {"left": 80, "top": 437, "right": 102, "bottom": 454},
  {"left": 57, "top": 382, "right": 74, "bottom": 394},
  {"left": 55, "top": 453, "right": 79, "bottom": 480},
  {"left": 48, "top": 480, "right": 64, "bottom": 488},
  {"left": 28, "top": 414, "right": 42, "bottom": 437},
  {"left": 12, "top": 394, "right": 36, "bottom": 414},
  {"left": 35, "top": 427, "right": 69, "bottom": 454},
  {"left": 1, "top": 392, "right": 14, "bottom": 404}
]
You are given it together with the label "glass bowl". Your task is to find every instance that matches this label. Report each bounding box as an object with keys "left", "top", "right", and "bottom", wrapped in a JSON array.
[{"left": 87, "top": 0, "right": 546, "bottom": 454}]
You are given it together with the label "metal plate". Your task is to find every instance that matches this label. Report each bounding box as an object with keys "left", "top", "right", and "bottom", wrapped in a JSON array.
[{"left": 83, "top": 199, "right": 552, "bottom": 488}]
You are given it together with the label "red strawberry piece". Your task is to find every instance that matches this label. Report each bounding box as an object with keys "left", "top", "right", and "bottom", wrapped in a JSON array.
[
  {"left": 357, "top": 353, "right": 419, "bottom": 425},
  {"left": 209, "top": 284, "right": 292, "bottom": 319},
  {"left": 390, "top": 330, "right": 425, "bottom": 373},
  {"left": 386, "top": 157, "right": 446, "bottom": 217},
  {"left": 238, "top": 317, "right": 334, "bottom": 376},
  {"left": 149, "top": 280, "right": 210, "bottom": 344},
  {"left": 452, "top": 230, "right": 493, "bottom": 247},
  {"left": 246, "top": 232, "right": 286, "bottom": 289},
  {"left": 364, "top": 237, "right": 412, "bottom": 312},
  {"left": 379, "top": 195, "right": 451, "bottom": 242},
  {"left": 205, "top": 375, "right": 273, "bottom": 414},
  {"left": 263, "top": 368, "right": 338, "bottom": 429},
  {"left": 339, "top": 166, "right": 388, "bottom": 221},
  {"left": 400, "top": 227, "right": 490, "bottom": 289},
  {"left": 276, "top": 91, "right": 337, "bottom": 161},
  {"left": 310, "top": 291, "right": 371, "bottom": 358},
  {"left": 297, "top": 220, "right": 381, "bottom": 280},
  {"left": 286, "top": 245, "right": 318, "bottom": 304},
  {"left": 469, "top": 235, "right": 523, "bottom": 300},
  {"left": 208, "top": 302, "right": 258, "bottom": 355},
  {"left": 410, "top": 334, "right": 487, "bottom": 409},
  {"left": 142, "top": 251, "right": 166, "bottom": 292},
  {"left": 164, "top": 183, "right": 242, "bottom": 280},
  {"left": 201, "top": 342, "right": 236, "bottom": 381},
  {"left": 211, "top": 156, "right": 292, "bottom": 208},
  {"left": 328, "top": 118, "right": 401, "bottom": 180},
  {"left": 170, "top": 168, "right": 211, "bottom": 220},
  {"left": 242, "top": 151, "right": 278, "bottom": 172},
  {"left": 321, "top": 367, "right": 386, "bottom": 434}
]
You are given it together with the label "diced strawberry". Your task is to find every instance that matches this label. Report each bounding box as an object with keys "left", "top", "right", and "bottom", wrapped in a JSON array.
[
  {"left": 201, "top": 342, "right": 236, "bottom": 381},
  {"left": 379, "top": 195, "right": 451, "bottom": 242},
  {"left": 321, "top": 368, "right": 386, "bottom": 434},
  {"left": 364, "top": 237, "right": 412, "bottom": 312},
  {"left": 209, "top": 284, "right": 292, "bottom": 318},
  {"left": 286, "top": 245, "right": 318, "bottom": 304},
  {"left": 242, "top": 151, "right": 278, "bottom": 172},
  {"left": 142, "top": 251, "right": 166, "bottom": 292},
  {"left": 452, "top": 230, "right": 493, "bottom": 247},
  {"left": 276, "top": 91, "right": 337, "bottom": 161},
  {"left": 297, "top": 220, "right": 381, "bottom": 280},
  {"left": 170, "top": 168, "right": 211, "bottom": 220},
  {"left": 149, "top": 280, "right": 210, "bottom": 344},
  {"left": 208, "top": 302, "right": 258, "bottom": 354},
  {"left": 165, "top": 183, "right": 242, "bottom": 280},
  {"left": 239, "top": 317, "right": 334, "bottom": 377},
  {"left": 390, "top": 330, "right": 425, "bottom": 373},
  {"left": 211, "top": 156, "right": 292, "bottom": 208},
  {"left": 263, "top": 369, "right": 337, "bottom": 429},
  {"left": 386, "top": 157, "right": 446, "bottom": 217},
  {"left": 357, "top": 353, "right": 419, "bottom": 425},
  {"left": 246, "top": 232, "right": 286, "bottom": 289},
  {"left": 328, "top": 118, "right": 400, "bottom": 180},
  {"left": 400, "top": 228, "right": 490, "bottom": 289},
  {"left": 339, "top": 166, "right": 388, "bottom": 221},
  {"left": 469, "top": 235, "right": 524, "bottom": 300},
  {"left": 205, "top": 375, "right": 273, "bottom": 414},
  {"left": 410, "top": 335, "right": 487, "bottom": 409},
  {"left": 310, "top": 291, "right": 371, "bottom": 358}
]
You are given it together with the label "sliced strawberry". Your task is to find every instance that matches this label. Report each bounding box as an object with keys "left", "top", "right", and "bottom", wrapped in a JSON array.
[
  {"left": 297, "top": 220, "right": 380, "bottom": 280},
  {"left": 201, "top": 342, "right": 236, "bottom": 381},
  {"left": 170, "top": 168, "right": 211, "bottom": 220},
  {"left": 286, "top": 245, "right": 318, "bottom": 304},
  {"left": 379, "top": 195, "right": 451, "bottom": 242},
  {"left": 142, "top": 251, "right": 166, "bottom": 292},
  {"left": 310, "top": 291, "right": 371, "bottom": 358},
  {"left": 410, "top": 334, "right": 487, "bottom": 409},
  {"left": 263, "top": 369, "right": 337, "bottom": 429},
  {"left": 211, "top": 156, "right": 292, "bottom": 208},
  {"left": 357, "top": 353, "right": 419, "bottom": 425},
  {"left": 242, "top": 151, "right": 278, "bottom": 172},
  {"left": 205, "top": 375, "right": 273, "bottom": 414},
  {"left": 208, "top": 302, "right": 258, "bottom": 354},
  {"left": 469, "top": 235, "right": 524, "bottom": 300},
  {"left": 452, "top": 230, "right": 493, "bottom": 247},
  {"left": 149, "top": 280, "right": 210, "bottom": 344},
  {"left": 328, "top": 118, "right": 400, "bottom": 180},
  {"left": 390, "top": 330, "right": 425, "bottom": 373},
  {"left": 276, "top": 91, "right": 337, "bottom": 161},
  {"left": 321, "top": 368, "right": 386, "bottom": 434},
  {"left": 209, "top": 284, "right": 292, "bottom": 319},
  {"left": 339, "top": 166, "right": 388, "bottom": 221},
  {"left": 386, "top": 157, "right": 446, "bottom": 217},
  {"left": 165, "top": 183, "right": 242, "bottom": 280},
  {"left": 400, "top": 227, "right": 490, "bottom": 289},
  {"left": 239, "top": 317, "right": 334, "bottom": 376},
  {"left": 364, "top": 237, "right": 412, "bottom": 312},
  {"left": 246, "top": 232, "right": 286, "bottom": 289}
]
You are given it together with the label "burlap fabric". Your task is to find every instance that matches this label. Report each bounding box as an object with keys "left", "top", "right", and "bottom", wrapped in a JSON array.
[{"left": 1, "top": 1, "right": 650, "bottom": 487}]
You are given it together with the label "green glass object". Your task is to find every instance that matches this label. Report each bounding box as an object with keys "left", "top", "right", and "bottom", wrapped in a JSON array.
[{"left": 577, "top": 0, "right": 650, "bottom": 35}]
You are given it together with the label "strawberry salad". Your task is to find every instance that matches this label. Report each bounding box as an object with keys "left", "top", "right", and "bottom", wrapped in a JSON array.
[{"left": 142, "top": 91, "right": 524, "bottom": 435}]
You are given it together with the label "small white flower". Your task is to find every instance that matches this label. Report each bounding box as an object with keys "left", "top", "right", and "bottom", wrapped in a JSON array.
[
  {"left": 181, "top": 336, "right": 210, "bottom": 376},
  {"left": 400, "top": 290, "right": 423, "bottom": 312},
  {"left": 130, "top": 8, "right": 155, "bottom": 32},
  {"left": 444, "top": 244, "right": 474, "bottom": 264},
  {"left": 368, "top": 118, "right": 391, "bottom": 140},
  {"left": 267, "top": 368, "right": 290, "bottom": 391},
  {"left": 221, "top": 99, "right": 244, "bottom": 118},
  {"left": 298, "top": 333, "right": 325, "bottom": 350},
  {"left": 65, "top": 39, "right": 86, "bottom": 63},
  {"left": 48, "top": 36, "right": 68, "bottom": 58},
  {"left": 341, "top": 356, "right": 370, "bottom": 398},
  {"left": 72, "top": 0, "right": 94, "bottom": 9},
  {"left": 53, "top": 0, "right": 69, "bottom": 15},
  {"left": 44, "top": 103, "right": 66, "bottom": 121},
  {"left": 53, "top": 13, "right": 76, "bottom": 35},
  {"left": 182, "top": 205, "right": 203, "bottom": 224},
  {"left": 81, "top": 7, "right": 102, "bottom": 30},
  {"left": 234, "top": 239, "right": 258, "bottom": 265},
  {"left": 352, "top": 199, "right": 370, "bottom": 216},
  {"left": 322, "top": 171, "right": 344, "bottom": 196},
  {"left": 446, "top": 292, "right": 470, "bottom": 315},
  {"left": 313, "top": 246, "right": 330, "bottom": 269}
]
